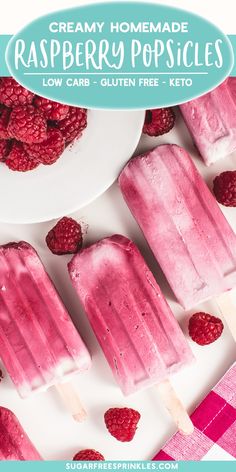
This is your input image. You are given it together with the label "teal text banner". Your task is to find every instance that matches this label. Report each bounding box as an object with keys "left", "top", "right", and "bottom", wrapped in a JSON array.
[
  {"left": 228, "top": 35, "right": 236, "bottom": 75},
  {"left": 0, "top": 461, "right": 235, "bottom": 471},
  {"left": 4, "top": 34, "right": 236, "bottom": 78},
  {"left": 1, "top": 2, "right": 236, "bottom": 108},
  {"left": 0, "top": 35, "right": 12, "bottom": 76}
]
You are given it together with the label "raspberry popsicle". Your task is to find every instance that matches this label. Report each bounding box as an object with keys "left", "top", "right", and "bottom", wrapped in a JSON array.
[
  {"left": 228, "top": 76, "right": 236, "bottom": 102},
  {"left": 180, "top": 80, "right": 236, "bottom": 165},
  {"left": 0, "top": 406, "right": 41, "bottom": 460},
  {"left": 68, "top": 235, "right": 194, "bottom": 434},
  {"left": 0, "top": 242, "right": 91, "bottom": 421},
  {"left": 119, "top": 144, "right": 236, "bottom": 340}
]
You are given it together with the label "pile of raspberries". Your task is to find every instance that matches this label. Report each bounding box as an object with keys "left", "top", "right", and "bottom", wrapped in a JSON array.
[{"left": 0, "top": 77, "right": 87, "bottom": 172}]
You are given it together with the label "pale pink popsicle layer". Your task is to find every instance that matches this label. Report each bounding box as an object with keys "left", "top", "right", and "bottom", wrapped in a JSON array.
[
  {"left": 68, "top": 235, "right": 193, "bottom": 396},
  {"left": 119, "top": 144, "right": 236, "bottom": 309},
  {"left": 0, "top": 407, "right": 41, "bottom": 460},
  {"left": 228, "top": 77, "right": 236, "bottom": 102},
  {"left": 0, "top": 242, "right": 91, "bottom": 398},
  {"left": 180, "top": 80, "right": 236, "bottom": 165}
]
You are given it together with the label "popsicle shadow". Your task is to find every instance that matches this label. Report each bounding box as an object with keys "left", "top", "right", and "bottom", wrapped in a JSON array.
[
  {"left": 146, "top": 386, "right": 178, "bottom": 454},
  {"left": 43, "top": 255, "right": 103, "bottom": 358},
  {"left": 0, "top": 370, "right": 14, "bottom": 393},
  {"left": 137, "top": 236, "right": 176, "bottom": 303},
  {"left": 54, "top": 447, "right": 77, "bottom": 461},
  {"left": 88, "top": 400, "right": 118, "bottom": 435},
  {"left": 108, "top": 183, "right": 176, "bottom": 303},
  {"left": 47, "top": 259, "right": 121, "bottom": 389}
]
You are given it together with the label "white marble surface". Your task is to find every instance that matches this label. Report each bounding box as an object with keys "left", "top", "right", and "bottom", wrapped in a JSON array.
[{"left": 0, "top": 0, "right": 235, "bottom": 460}]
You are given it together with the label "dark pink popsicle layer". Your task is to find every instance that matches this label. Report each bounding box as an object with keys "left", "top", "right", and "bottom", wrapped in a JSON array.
[
  {"left": 0, "top": 242, "right": 91, "bottom": 398},
  {"left": 68, "top": 235, "right": 193, "bottom": 395},
  {"left": 0, "top": 407, "right": 41, "bottom": 460},
  {"left": 119, "top": 144, "right": 236, "bottom": 309}
]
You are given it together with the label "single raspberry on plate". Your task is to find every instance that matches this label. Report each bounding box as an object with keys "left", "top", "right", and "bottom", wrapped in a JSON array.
[
  {"left": 0, "top": 77, "right": 34, "bottom": 107},
  {"left": 213, "top": 171, "right": 236, "bottom": 207},
  {"left": 57, "top": 106, "right": 87, "bottom": 143},
  {"left": 73, "top": 449, "right": 105, "bottom": 461},
  {"left": 188, "top": 312, "right": 224, "bottom": 346},
  {"left": 0, "top": 106, "right": 11, "bottom": 139},
  {"left": 24, "top": 128, "right": 65, "bottom": 165},
  {"left": 104, "top": 407, "right": 141, "bottom": 442},
  {"left": 5, "top": 141, "right": 39, "bottom": 172},
  {"left": 46, "top": 217, "right": 83, "bottom": 255},
  {"left": 34, "top": 96, "right": 69, "bottom": 121},
  {"left": 0, "top": 139, "right": 11, "bottom": 161},
  {"left": 143, "top": 108, "right": 175, "bottom": 136},
  {"left": 8, "top": 105, "right": 47, "bottom": 144}
]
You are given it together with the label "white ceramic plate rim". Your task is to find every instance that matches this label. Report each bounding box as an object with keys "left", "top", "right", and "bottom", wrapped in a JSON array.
[{"left": 0, "top": 110, "right": 145, "bottom": 224}]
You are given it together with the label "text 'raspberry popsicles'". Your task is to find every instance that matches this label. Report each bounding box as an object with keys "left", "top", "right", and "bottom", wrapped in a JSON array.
[
  {"left": 0, "top": 242, "right": 91, "bottom": 421},
  {"left": 119, "top": 144, "right": 236, "bottom": 340},
  {"left": 0, "top": 407, "right": 42, "bottom": 460},
  {"left": 180, "top": 80, "right": 236, "bottom": 166},
  {"left": 68, "top": 234, "right": 194, "bottom": 434}
]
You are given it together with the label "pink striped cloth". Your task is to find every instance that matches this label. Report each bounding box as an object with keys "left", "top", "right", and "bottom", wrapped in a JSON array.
[{"left": 153, "top": 363, "right": 236, "bottom": 461}]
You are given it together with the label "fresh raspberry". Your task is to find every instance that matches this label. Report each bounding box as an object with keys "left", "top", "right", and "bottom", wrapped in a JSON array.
[
  {"left": 0, "top": 77, "right": 34, "bottom": 107},
  {"left": 0, "top": 139, "right": 11, "bottom": 161},
  {"left": 5, "top": 141, "right": 39, "bottom": 172},
  {"left": 143, "top": 108, "right": 175, "bottom": 136},
  {"left": 57, "top": 106, "right": 87, "bottom": 143},
  {"left": 46, "top": 217, "right": 83, "bottom": 255},
  {"left": 24, "top": 128, "right": 65, "bottom": 165},
  {"left": 213, "top": 171, "right": 236, "bottom": 207},
  {"left": 104, "top": 407, "right": 141, "bottom": 442},
  {"left": 188, "top": 312, "right": 224, "bottom": 346},
  {"left": 8, "top": 105, "right": 47, "bottom": 144},
  {"left": 34, "top": 96, "right": 69, "bottom": 121},
  {"left": 0, "top": 106, "right": 11, "bottom": 139},
  {"left": 73, "top": 449, "right": 105, "bottom": 461}
]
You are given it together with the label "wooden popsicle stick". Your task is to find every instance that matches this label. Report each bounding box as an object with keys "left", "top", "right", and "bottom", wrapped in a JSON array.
[
  {"left": 156, "top": 379, "right": 194, "bottom": 435},
  {"left": 216, "top": 291, "right": 236, "bottom": 343},
  {"left": 55, "top": 382, "right": 87, "bottom": 422}
]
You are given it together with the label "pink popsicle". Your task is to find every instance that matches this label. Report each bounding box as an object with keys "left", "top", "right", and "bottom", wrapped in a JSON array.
[
  {"left": 0, "top": 242, "right": 91, "bottom": 401},
  {"left": 180, "top": 80, "right": 236, "bottom": 165},
  {"left": 119, "top": 144, "right": 236, "bottom": 310},
  {"left": 0, "top": 407, "right": 41, "bottom": 460},
  {"left": 228, "top": 76, "right": 236, "bottom": 102},
  {"left": 68, "top": 235, "right": 193, "bottom": 395}
]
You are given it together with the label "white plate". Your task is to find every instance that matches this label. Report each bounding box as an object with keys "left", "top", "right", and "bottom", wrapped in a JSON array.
[{"left": 0, "top": 110, "right": 144, "bottom": 224}]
